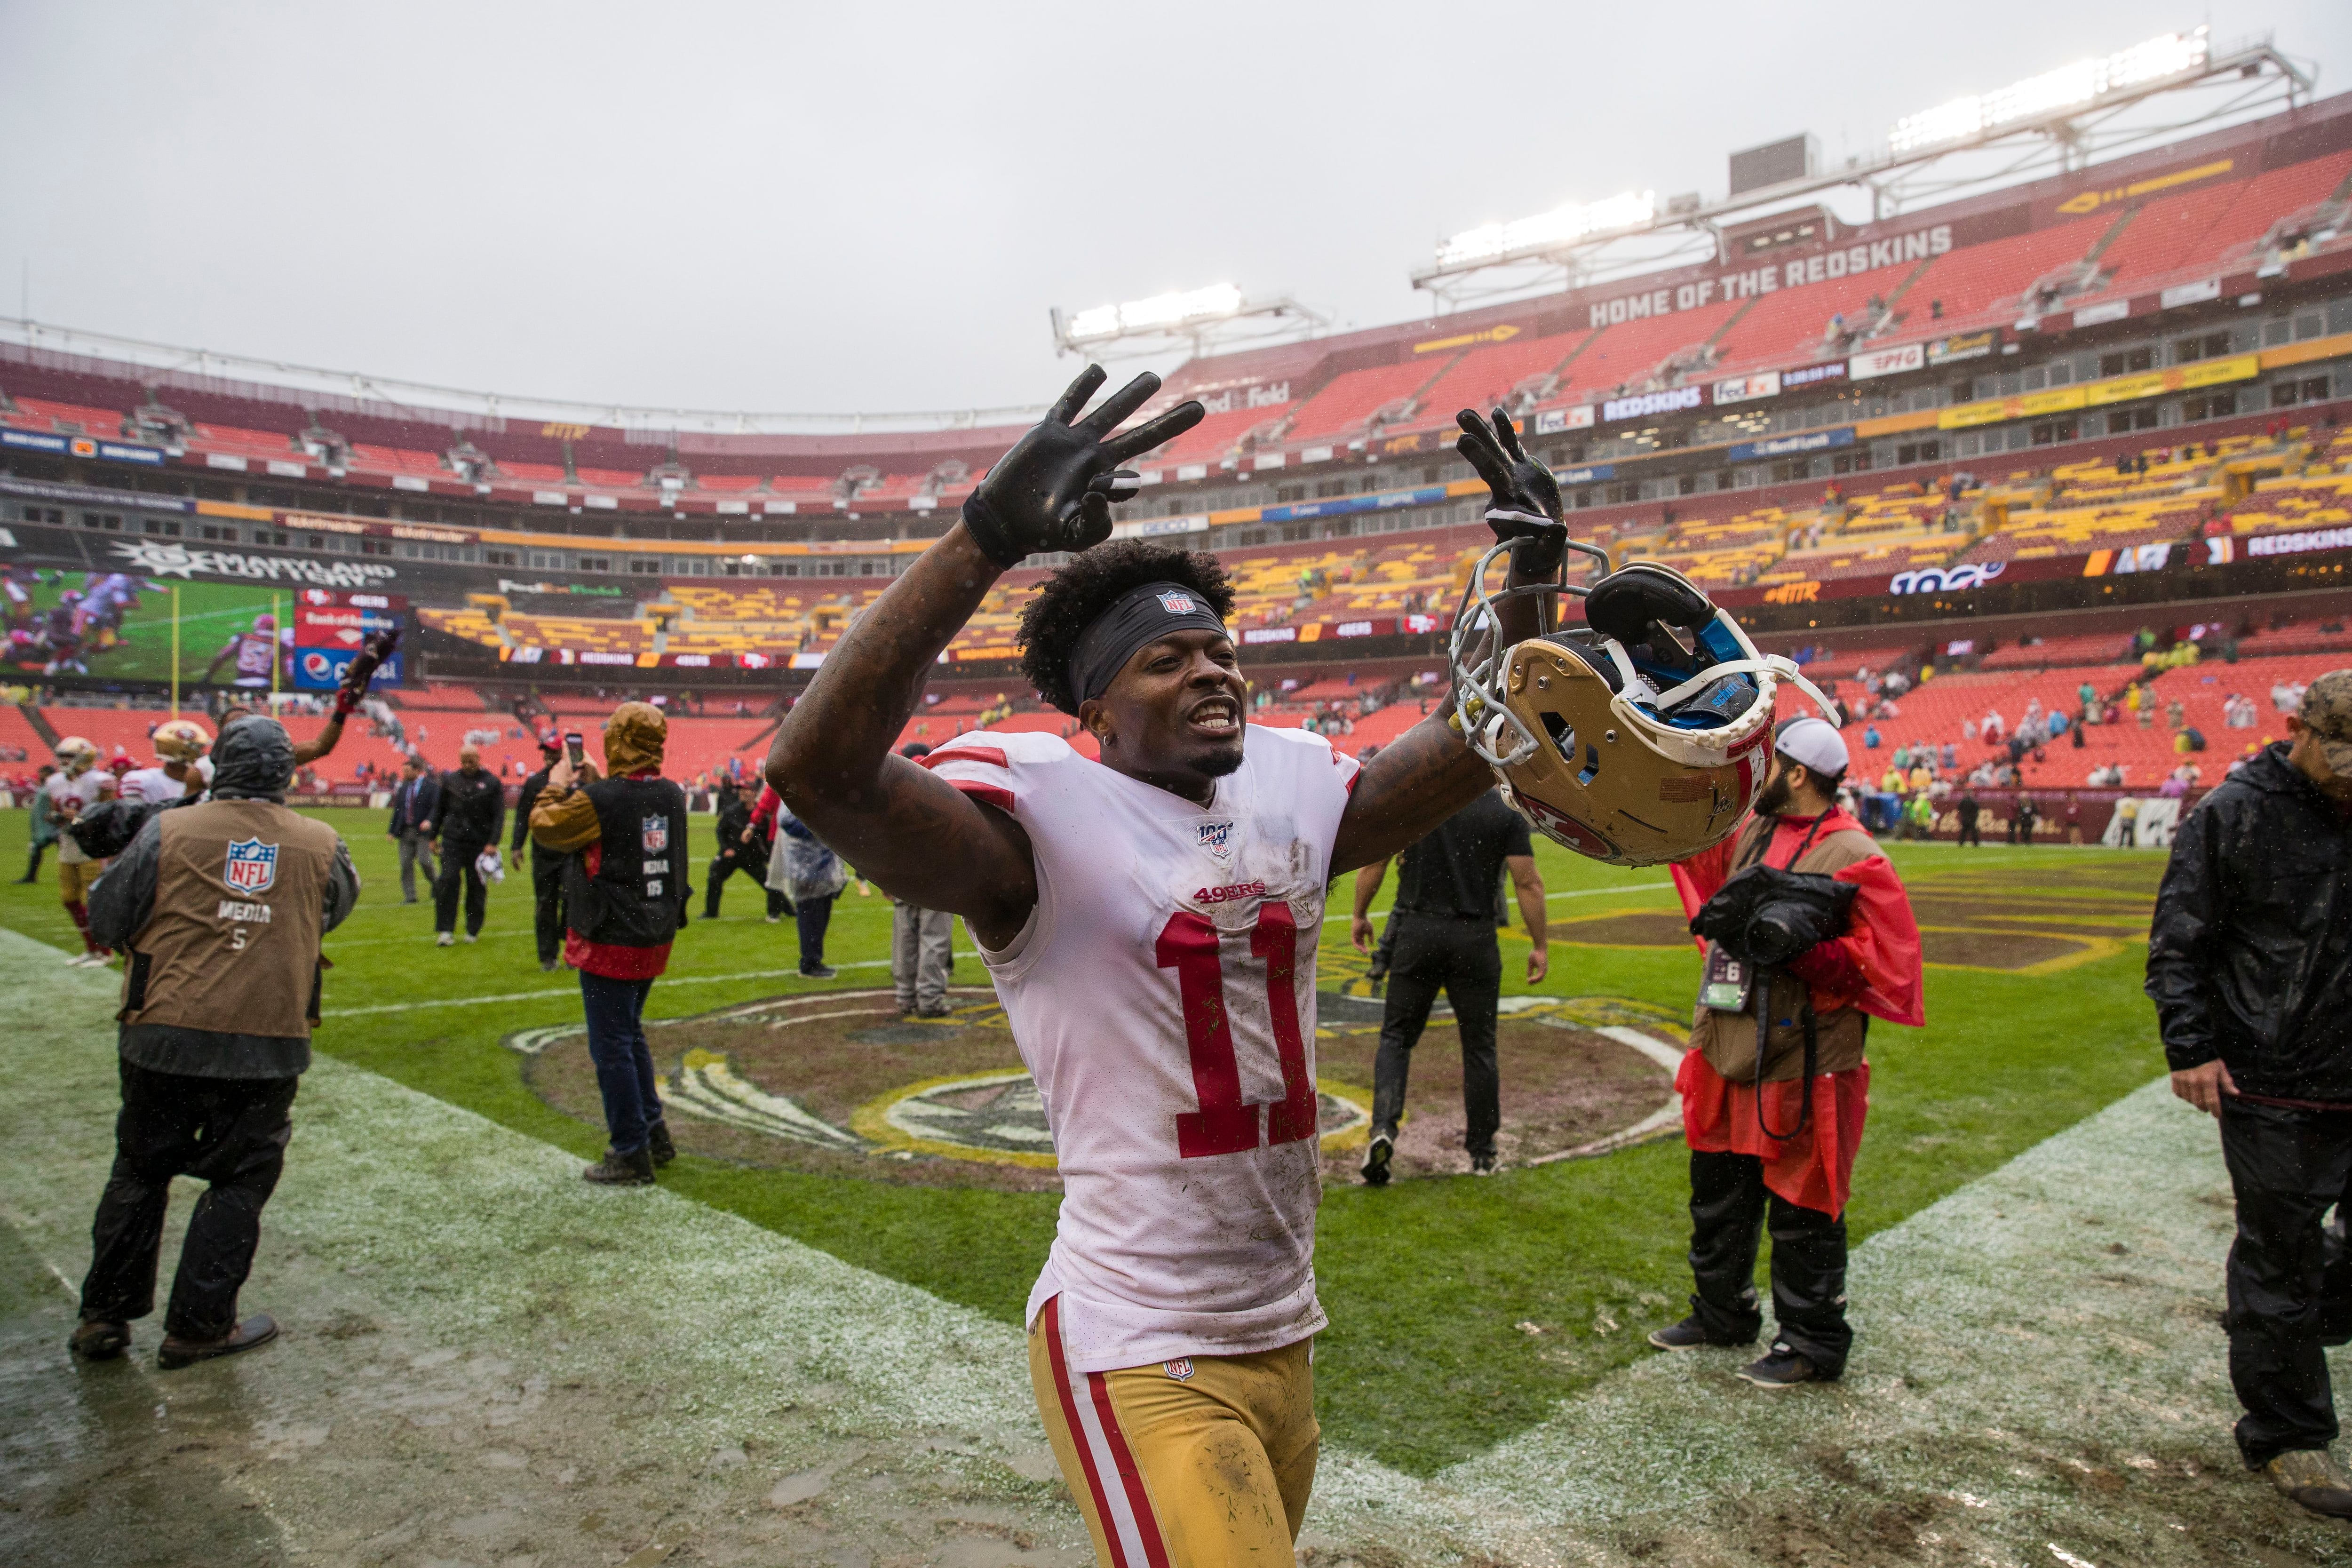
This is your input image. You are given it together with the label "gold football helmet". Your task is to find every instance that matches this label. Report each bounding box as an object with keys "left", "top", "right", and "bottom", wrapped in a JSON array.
[
  {"left": 53, "top": 735, "right": 99, "bottom": 776},
  {"left": 1449, "top": 542, "right": 1838, "bottom": 867},
  {"left": 153, "top": 718, "right": 213, "bottom": 764}
]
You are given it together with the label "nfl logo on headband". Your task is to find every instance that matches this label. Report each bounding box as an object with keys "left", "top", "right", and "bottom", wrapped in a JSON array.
[{"left": 1157, "top": 590, "right": 1196, "bottom": 615}]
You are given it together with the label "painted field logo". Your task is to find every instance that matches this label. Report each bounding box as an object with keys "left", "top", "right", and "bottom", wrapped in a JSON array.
[{"left": 223, "top": 837, "right": 278, "bottom": 894}]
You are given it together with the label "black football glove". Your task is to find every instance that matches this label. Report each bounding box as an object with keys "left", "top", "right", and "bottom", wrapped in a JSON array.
[
  {"left": 332, "top": 626, "right": 400, "bottom": 719},
  {"left": 960, "top": 366, "right": 1205, "bottom": 569},
  {"left": 1455, "top": 407, "right": 1567, "bottom": 579}
]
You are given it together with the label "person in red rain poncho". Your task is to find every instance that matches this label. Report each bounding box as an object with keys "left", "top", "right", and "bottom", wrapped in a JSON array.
[{"left": 1646, "top": 715, "right": 1924, "bottom": 1388}]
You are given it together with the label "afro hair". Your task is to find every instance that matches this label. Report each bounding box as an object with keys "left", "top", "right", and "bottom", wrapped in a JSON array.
[{"left": 1017, "top": 541, "right": 1237, "bottom": 715}]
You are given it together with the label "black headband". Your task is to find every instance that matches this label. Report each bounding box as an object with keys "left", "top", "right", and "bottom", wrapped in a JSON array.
[{"left": 1063, "top": 581, "right": 1230, "bottom": 713}]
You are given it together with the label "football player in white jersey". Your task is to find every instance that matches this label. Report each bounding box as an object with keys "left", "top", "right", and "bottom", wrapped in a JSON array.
[
  {"left": 119, "top": 719, "right": 213, "bottom": 806},
  {"left": 768, "top": 367, "right": 1565, "bottom": 1567}
]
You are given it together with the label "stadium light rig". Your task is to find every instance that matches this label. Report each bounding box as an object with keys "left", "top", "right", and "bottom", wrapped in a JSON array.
[
  {"left": 1888, "top": 29, "right": 2211, "bottom": 155},
  {"left": 1432, "top": 191, "right": 1659, "bottom": 271},
  {"left": 1050, "top": 286, "right": 1325, "bottom": 359}
]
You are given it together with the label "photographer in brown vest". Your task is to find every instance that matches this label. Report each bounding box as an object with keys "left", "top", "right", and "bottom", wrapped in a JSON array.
[{"left": 69, "top": 715, "right": 358, "bottom": 1369}]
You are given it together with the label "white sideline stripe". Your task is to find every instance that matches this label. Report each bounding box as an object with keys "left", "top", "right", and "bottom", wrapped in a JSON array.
[{"left": 318, "top": 883, "right": 1680, "bottom": 1016}]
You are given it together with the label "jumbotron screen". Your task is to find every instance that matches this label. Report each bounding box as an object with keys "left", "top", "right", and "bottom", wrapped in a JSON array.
[{"left": 1, "top": 569, "right": 406, "bottom": 688}]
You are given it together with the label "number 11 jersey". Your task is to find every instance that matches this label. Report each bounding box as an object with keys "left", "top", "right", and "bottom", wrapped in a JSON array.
[{"left": 930, "top": 725, "right": 1361, "bottom": 1374}]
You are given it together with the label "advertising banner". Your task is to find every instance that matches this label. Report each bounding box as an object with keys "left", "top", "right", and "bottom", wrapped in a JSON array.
[
  {"left": 0, "top": 428, "right": 166, "bottom": 466},
  {"left": 1602, "top": 385, "right": 1708, "bottom": 423},
  {"left": 1727, "top": 427, "right": 1856, "bottom": 463},
  {"left": 1533, "top": 405, "right": 1596, "bottom": 434},
  {"left": 1711, "top": 371, "right": 1782, "bottom": 406},
  {"left": 293, "top": 645, "right": 407, "bottom": 691},
  {"left": 1849, "top": 342, "right": 1926, "bottom": 380},
  {"left": 1926, "top": 330, "right": 1999, "bottom": 366}
]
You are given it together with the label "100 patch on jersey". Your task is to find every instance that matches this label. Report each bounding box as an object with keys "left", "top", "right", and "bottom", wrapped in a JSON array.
[{"left": 222, "top": 837, "right": 279, "bottom": 894}]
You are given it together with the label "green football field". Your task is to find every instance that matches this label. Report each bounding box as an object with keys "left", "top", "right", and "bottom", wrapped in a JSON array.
[{"left": 0, "top": 808, "right": 2169, "bottom": 1476}]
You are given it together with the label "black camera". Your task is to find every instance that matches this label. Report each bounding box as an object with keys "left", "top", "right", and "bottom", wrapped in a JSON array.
[{"left": 1690, "top": 864, "right": 1858, "bottom": 968}]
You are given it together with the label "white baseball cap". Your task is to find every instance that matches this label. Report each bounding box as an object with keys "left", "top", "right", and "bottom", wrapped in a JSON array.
[{"left": 1775, "top": 715, "right": 1851, "bottom": 779}]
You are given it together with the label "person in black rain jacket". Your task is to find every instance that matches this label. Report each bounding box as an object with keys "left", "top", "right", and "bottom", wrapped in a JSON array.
[{"left": 2148, "top": 671, "right": 2352, "bottom": 1517}]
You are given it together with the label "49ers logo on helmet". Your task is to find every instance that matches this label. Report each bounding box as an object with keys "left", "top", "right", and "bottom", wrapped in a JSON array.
[{"left": 1515, "top": 791, "right": 1619, "bottom": 860}]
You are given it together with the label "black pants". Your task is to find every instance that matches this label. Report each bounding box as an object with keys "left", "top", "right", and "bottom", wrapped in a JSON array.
[
  {"left": 79, "top": 1059, "right": 297, "bottom": 1342},
  {"left": 796, "top": 893, "right": 836, "bottom": 972},
  {"left": 1370, "top": 915, "right": 1501, "bottom": 1160},
  {"left": 20, "top": 840, "right": 46, "bottom": 881},
  {"left": 529, "top": 851, "right": 565, "bottom": 964},
  {"left": 434, "top": 837, "right": 490, "bottom": 936},
  {"left": 1956, "top": 820, "right": 1980, "bottom": 847},
  {"left": 2219, "top": 1098, "right": 2352, "bottom": 1466},
  {"left": 1686, "top": 1149, "right": 1851, "bottom": 1375}
]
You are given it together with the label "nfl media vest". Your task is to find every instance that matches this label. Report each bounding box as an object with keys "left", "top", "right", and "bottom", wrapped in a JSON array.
[
  {"left": 119, "top": 798, "right": 342, "bottom": 1041},
  {"left": 563, "top": 774, "right": 691, "bottom": 951}
]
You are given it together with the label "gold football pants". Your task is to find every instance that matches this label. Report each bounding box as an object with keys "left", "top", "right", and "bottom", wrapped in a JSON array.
[{"left": 1028, "top": 1295, "right": 1318, "bottom": 1568}]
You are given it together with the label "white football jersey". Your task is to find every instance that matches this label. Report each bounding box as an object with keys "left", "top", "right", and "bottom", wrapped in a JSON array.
[
  {"left": 119, "top": 765, "right": 192, "bottom": 805},
  {"left": 930, "top": 725, "right": 1361, "bottom": 1373}
]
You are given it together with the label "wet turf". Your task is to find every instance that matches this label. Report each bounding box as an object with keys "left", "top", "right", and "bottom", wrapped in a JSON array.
[{"left": 0, "top": 812, "right": 2170, "bottom": 1473}]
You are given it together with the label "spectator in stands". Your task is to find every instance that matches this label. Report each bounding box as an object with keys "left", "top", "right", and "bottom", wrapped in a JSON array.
[
  {"left": 384, "top": 755, "right": 439, "bottom": 905},
  {"left": 511, "top": 736, "right": 566, "bottom": 972},
  {"left": 889, "top": 744, "right": 957, "bottom": 1018},
  {"left": 17, "top": 762, "right": 58, "bottom": 883},
  {"left": 1982, "top": 708, "right": 2004, "bottom": 745},
  {"left": 527, "top": 702, "right": 689, "bottom": 1187},
  {"left": 426, "top": 744, "right": 504, "bottom": 947}
]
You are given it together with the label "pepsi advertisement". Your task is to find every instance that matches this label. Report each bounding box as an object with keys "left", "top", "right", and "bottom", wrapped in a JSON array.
[{"left": 290, "top": 589, "right": 407, "bottom": 691}]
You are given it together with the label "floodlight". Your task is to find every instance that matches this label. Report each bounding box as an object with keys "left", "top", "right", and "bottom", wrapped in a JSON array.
[
  {"left": 1434, "top": 191, "right": 1658, "bottom": 269},
  {"left": 1889, "top": 29, "right": 2209, "bottom": 155},
  {"left": 1059, "top": 284, "right": 1245, "bottom": 346}
]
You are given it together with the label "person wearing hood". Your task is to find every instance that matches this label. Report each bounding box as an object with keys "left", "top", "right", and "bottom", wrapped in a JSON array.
[
  {"left": 1648, "top": 716, "right": 1925, "bottom": 1388},
  {"left": 529, "top": 702, "right": 691, "bottom": 1186},
  {"left": 2150, "top": 669, "right": 2352, "bottom": 1518},
  {"left": 69, "top": 714, "right": 359, "bottom": 1370}
]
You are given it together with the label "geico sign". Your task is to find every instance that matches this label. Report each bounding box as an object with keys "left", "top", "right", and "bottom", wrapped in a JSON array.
[{"left": 1889, "top": 562, "right": 2004, "bottom": 595}]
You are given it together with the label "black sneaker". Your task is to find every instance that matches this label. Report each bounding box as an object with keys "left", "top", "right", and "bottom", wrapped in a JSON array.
[
  {"left": 69, "top": 1319, "right": 130, "bottom": 1361},
  {"left": 1361, "top": 1133, "right": 1394, "bottom": 1186},
  {"left": 1470, "top": 1154, "right": 1497, "bottom": 1177},
  {"left": 799, "top": 963, "right": 838, "bottom": 980},
  {"left": 582, "top": 1147, "right": 655, "bottom": 1186},
  {"left": 1647, "top": 1315, "right": 1719, "bottom": 1352},
  {"left": 1736, "top": 1345, "right": 1829, "bottom": 1388},
  {"left": 645, "top": 1121, "right": 676, "bottom": 1168}
]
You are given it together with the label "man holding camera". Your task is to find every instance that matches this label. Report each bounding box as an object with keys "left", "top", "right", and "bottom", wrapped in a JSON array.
[
  {"left": 1649, "top": 716, "right": 1923, "bottom": 1387},
  {"left": 70, "top": 715, "right": 358, "bottom": 1368},
  {"left": 529, "top": 702, "right": 691, "bottom": 1185}
]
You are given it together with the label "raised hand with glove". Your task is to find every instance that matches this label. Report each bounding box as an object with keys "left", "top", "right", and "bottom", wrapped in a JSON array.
[
  {"left": 959, "top": 366, "right": 1205, "bottom": 568},
  {"left": 1454, "top": 407, "right": 1569, "bottom": 580}
]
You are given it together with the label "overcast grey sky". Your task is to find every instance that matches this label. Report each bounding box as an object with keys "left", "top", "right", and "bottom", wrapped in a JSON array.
[{"left": 1, "top": 0, "right": 2347, "bottom": 421}]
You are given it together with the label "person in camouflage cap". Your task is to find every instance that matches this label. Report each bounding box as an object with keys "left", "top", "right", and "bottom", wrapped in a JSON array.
[{"left": 2149, "top": 667, "right": 2352, "bottom": 1517}]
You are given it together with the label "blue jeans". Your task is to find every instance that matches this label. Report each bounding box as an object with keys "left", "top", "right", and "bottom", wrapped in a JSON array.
[
  {"left": 580, "top": 971, "right": 661, "bottom": 1156},
  {"left": 796, "top": 893, "right": 836, "bottom": 973}
]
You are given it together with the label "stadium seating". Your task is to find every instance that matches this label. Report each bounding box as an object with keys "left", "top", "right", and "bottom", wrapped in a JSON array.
[
  {"left": 4, "top": 396, "right": 129, "bottom": 435},
  {"left": 1412, "top": 330, "right": 1591, "bottom": 422},
  {"left": 1899, "top": 223, "right": 2100, "bottom": 325},
  {"left": 1282, "top": 360, "right": 1446, "bottom": 441},
  {"left": 1544, "top": 300, "right": 1741, "bottom": 409}
]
